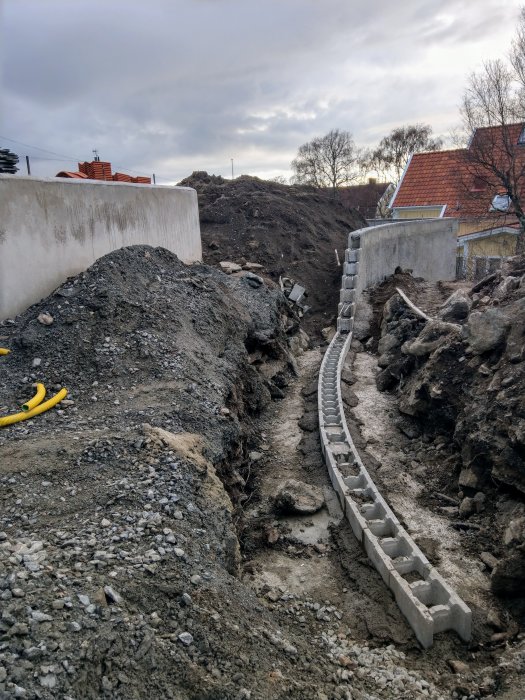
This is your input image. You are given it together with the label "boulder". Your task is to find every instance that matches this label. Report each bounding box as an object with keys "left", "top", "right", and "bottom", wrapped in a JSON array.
[
  {"left": 439, "top": 289, "right": 471, "bottom": 322},
  {"left": 466, "top": 308, "right": 510, "bottom": 354},
  {"left": 273, "top": 479, "right": 324, "bottom": 515}
]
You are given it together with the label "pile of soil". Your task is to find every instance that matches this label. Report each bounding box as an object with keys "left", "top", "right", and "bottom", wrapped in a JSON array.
[
  {"left": 0, "top": 246, "right": 328, "bottom": 700},
  {"left": 178, "top": 172, "right": 365, "bottom": 338},
  {"left": 372, "top": 258, "right": 525, "bottom": 625}
]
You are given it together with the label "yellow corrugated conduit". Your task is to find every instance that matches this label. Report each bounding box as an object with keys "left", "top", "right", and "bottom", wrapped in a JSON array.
[
  {"left": 0, "top": 348, "right": 10, "bottom": 355},
  {"left": 0, "top": 388, "right": 68, "bottom": 428},
  {"left": 22, "top": 383, "right": 46, "bottom": 412}
]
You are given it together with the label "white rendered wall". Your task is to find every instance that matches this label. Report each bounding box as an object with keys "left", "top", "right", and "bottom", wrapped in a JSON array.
[
  {"left": 0, "top": 176, "right": 202, "bottom": 319},
  {"left": 354, "top": 218, "right": 458, "bottom": 297}
]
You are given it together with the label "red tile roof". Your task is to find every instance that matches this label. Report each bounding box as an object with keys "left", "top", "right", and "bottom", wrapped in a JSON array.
[
  {"left": 392, "top": 149, "right": 467, "bottom": 212},
  {"left": 391, "top": 123, "right": 525, "bottom": 220}
]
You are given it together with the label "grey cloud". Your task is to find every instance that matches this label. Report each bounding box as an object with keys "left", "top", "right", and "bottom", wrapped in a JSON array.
[{"left": 2, "top": 0, "right": 521, "bottom": 181}]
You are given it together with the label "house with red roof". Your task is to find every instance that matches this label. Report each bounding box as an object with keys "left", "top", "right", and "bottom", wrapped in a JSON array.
[{"left": 389, "top": 123, "right": 525, "bottom": 275}]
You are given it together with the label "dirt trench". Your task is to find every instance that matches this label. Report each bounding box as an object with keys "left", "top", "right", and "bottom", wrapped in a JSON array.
[{"left": 244, "top": 337, "right": 525, "bottom": 700}]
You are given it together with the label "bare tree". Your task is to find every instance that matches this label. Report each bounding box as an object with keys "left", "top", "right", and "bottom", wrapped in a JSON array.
[
  {"left": 461, "top": 58, "right": 525, "bottom": 243},
  {"left": 364, "top": 124, "right": 443, "bottom": 183},
  {"left": 291, "top": 129, "right": 360, "bottom": 195}
]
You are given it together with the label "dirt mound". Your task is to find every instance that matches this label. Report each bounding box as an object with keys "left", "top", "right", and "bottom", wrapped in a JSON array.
[
  {"left": 373, "top": 259, "right": 525, "bottom": 622},
  {"left": 0, "top": 246, "right": 328, "bottom": 699},
  {"left": 178, "top": 172, "right": 365, "bottom": 338}
]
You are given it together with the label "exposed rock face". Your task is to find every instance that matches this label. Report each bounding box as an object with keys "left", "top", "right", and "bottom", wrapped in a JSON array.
[{"left": 273, "top": 479, "right": 324, "bottom": 514}]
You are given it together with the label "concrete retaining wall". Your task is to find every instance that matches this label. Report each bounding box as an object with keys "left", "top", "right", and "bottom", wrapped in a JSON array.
[
  {"left": 354, "top": 219, "right": 457, "bottom": 299},
  {"left": 0, "top": 175, "right": 202, "bottom": 319},
  {"left": 320, "top": 222, "right": 471, "bottom": 648}
]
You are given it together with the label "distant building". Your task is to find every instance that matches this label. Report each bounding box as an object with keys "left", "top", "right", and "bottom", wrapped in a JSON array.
[
  {"left": 337, "top": 179, "right": 394, "bottom": 219},
  {"left": 56, "top": 158, "right": 151, "bottom": 184},
  {"left": 390, "top": 123, "right": 525, "bottom": 277}
]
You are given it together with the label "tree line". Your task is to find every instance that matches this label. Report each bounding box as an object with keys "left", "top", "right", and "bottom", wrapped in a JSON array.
[{"left": 290, "top": 124, "right": 442, "bottom": 193}]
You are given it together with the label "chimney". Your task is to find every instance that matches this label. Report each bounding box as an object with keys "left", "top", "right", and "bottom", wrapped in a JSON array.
[{"left": 368, "top": 177, "right": 377, "bottom": 185}]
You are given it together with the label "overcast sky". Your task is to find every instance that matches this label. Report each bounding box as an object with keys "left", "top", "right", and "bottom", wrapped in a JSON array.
[{"left": 0, "top": 0, "right": 522, "bottom": 183}]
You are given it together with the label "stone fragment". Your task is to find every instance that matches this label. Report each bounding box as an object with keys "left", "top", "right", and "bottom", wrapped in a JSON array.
[
  {"left": 447, "top": 659, "right": 469, "bottom": 674},
  {"left": 288, "top": 284, "right": 305, "bottom": 303},
  {"left": 466, "top": 308, "right": 510, "bottom": 354},
  {"left": 39, "top": 674, "right": 57, "bottom": 689},
  {"left": 480, "top": 552, "right": 499, "bottom": 570},
  {"left": 273, "top": 479, "right": 324, "bottom": 515},
  {"left": 31, "top": 610, "right": 53, "bottom": 622},
  {"left": 103, "top": 586, "right": 122, "bottom": 605},
  {"left": 321, "top": 326, "right": 336, "bottom": 343},
  {"left": 219, "top": 261, "right": 242, "bottom": 274},
  {"left": 244, "top": 272, "right": 263, "bottom": 288},
  {"left": 178, "top": 632, "right": 193, "bottom": 646},
  {"left": 37, "top": 312, "right": 54, "bottom": 326},
  {"left": 439, "top": 290, "right": 471, "bottom": 322}
]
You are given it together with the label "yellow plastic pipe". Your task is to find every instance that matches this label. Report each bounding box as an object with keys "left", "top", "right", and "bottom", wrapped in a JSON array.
[
  {"left": 0, "top": 388, "right": 68, "bottom": 428},
  {"left": 22, "top": 383, "right": 46, "bottom": 412},
  {"left": 0, "top": 348, "right": 10, "bottom": 356}
]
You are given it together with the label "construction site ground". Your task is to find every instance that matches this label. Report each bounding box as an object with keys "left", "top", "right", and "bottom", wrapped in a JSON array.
[{"left": 0, "top": 179, "right": 524, "bottom": 699}]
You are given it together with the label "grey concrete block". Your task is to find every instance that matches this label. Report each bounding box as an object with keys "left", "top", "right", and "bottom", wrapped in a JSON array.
[
  {"left": 288, "top": 283, "right": 305, "bottom": 303},
  {"left": 340, "top": 288, "right": 356, "bottom": 303},
  {"left": 318, "top": 317, "right": 471, "bottom": 648},
  {"left": 342, "top": 275, "right": 356, "bottom": 289},
  {"left": 345, "top": 249, "right": 360, "bottom": 263}
]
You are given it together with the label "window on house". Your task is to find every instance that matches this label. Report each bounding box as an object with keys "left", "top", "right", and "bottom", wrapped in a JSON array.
[
  {"left": 489, "top": 194, "right": 511, "bottom": 212},
  {"left": 518, "top": 126, "right": 525, "bottom": 145}
]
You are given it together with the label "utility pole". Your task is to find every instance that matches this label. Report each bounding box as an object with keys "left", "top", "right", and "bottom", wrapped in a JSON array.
[
  {"left": 152, "top": 173, "right": 156, "bottom": 184},
  {"left": 26, "top": 156, "right": 31, "bottom": 175},
  {"left": 231, "top": 158, "right": 234, "bottom": 179}
]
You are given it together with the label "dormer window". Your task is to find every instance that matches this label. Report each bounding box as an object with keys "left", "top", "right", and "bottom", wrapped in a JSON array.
[{"left": 490, "top": 194, "right": 511, "bottom": 212}]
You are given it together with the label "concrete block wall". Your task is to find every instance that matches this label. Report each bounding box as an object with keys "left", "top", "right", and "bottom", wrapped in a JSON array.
[
  {"left": 319, "top": 223, "right": 471, "bottom": 648},
  {"left": 0, "top": 175, "right": 202, "bottom": 320}
]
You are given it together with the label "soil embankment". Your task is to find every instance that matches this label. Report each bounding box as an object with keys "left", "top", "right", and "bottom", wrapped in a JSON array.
[
  {"left": 369, "top": 259, "right": 525, "bottom": 637},
  {"left": 178, "top": 171, "right": 365, "bottom": 338}
]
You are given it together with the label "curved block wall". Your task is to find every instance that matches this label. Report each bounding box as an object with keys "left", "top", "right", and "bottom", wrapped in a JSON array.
[
  {"left": 319, "top": 222, "right": 471, "bottom": 648},
  {"left": 0, "top": 175, "right": 202, "bottom": 320}
]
